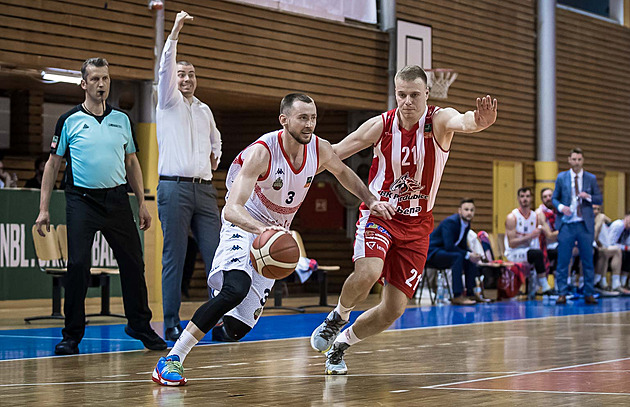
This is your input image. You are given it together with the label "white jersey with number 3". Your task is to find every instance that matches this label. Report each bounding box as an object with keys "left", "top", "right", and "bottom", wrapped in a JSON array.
[{"left": 226, "top": 129, "right": 320, "bottom": 229}]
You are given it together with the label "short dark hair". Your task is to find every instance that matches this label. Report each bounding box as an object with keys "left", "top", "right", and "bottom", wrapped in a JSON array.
[
  {"left": 177, "top": 60, "right": 193, "bottom": 67},
  {"left": 81, "top": 57, "right": 109, "bottom": 80},
  {"left": 517, "top": 187, "right": 532, "bottom": 196},
  {"left": 394, "top": 65, "right": 428, "bottom": 86},
  {"left": 280, "top": 93, "right": 314, "bottom": 115},
  {"left": 460, "top": 198, "right": 475, "bottom": 207},
  {"left": 570, "top": 147, "right": 583, "bottom": 156},
  {"left": 540, "top": 187, "right": 552, "bottom": 198}
]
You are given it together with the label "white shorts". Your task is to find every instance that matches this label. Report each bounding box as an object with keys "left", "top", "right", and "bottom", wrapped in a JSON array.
[
  {"left": 208, "top": 220, "right": 275, "bottom": 328},
  {"left": 505, "top": 248, "right": 529, "bottom": 263}
]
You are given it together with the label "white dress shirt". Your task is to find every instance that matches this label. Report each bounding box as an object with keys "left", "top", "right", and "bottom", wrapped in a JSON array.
[
  {"left": 157, "top": 39, "right": 222, "bottom": 180},
  {"left": 558, "top": 169, "right": 585, "bottom": 223}
]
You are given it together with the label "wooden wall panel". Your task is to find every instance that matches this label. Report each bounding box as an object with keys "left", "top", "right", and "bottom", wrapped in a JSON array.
[
  {"left": 556, "top": 9, "right": 630, "bottom": 191},
  {"left": 0, "top": 0, "right": 388, "bottom": 110},
  {"left": 165, "top": 0, "right": 389, "bottom": 110},
  {"left": 0, "top": 0, "right": 154, "bottom": 80},
  {"left": 397, "top": 0, "right": 537, "bottom": 232}
]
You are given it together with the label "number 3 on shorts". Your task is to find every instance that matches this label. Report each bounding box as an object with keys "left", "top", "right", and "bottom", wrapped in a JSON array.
[{"left": 405, "top": 268, "right": 421, "bottom": 290}]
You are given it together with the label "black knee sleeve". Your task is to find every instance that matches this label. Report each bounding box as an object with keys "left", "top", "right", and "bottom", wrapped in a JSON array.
[
  {"left": 212, "top": 315, "right": 252, "bottom": 342},
  {"left": 527, "top": 249, "right": 545, "bottom": 275},
  {"left": 191, "top": 270, "right": 251, "bottom": 333}
]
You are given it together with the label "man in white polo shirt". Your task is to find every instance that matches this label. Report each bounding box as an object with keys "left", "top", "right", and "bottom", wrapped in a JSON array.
[{"left": 157, "top": 11, "right": 222, "bottom": 341}]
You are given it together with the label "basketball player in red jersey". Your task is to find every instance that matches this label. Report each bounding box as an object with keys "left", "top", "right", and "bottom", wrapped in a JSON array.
[{"left": 311, "top": 65, "right": 498, "bottom": 374}]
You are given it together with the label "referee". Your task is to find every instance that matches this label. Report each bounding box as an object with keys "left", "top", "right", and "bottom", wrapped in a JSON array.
[{"left": 36, "top": 57, "right": 166, "bottom": 355}]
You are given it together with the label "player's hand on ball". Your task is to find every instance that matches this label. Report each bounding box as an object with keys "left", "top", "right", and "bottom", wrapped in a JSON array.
[{"left": 369, "top": 201, "right": 396, "bottom": 220}]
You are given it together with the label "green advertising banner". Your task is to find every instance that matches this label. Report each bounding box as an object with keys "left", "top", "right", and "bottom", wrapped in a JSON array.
[{"left": 0, "top": 189, "right": 142, "bottom": 300}]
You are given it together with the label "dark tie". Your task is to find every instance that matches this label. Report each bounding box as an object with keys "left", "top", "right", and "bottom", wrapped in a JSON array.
[
  {"left": 574, "top": 175, "right": 582, "bottom": 217},
  {"left": 619, "top": 229, "right": 630, "bottom": 245}
]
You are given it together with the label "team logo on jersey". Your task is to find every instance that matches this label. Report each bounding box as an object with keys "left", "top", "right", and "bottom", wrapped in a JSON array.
[
  {"left": 390, "top": 173, "right": 425, "bottom": 195},
  {"left": 230, "top": 245, "right": 242, "bottom": 251},
  {"left": 303, "top": 176, "right": 313, "bottom": 188},
  {"left": 230, "top": 233, "right": 243, "bottom": 239},
  {"left": 272, "top": 177, "right": 283, "bottom": 190},
  {"left": 230, "top": 258, "right": 239, "bottom": 263},
  {"left": 276, "top": 168, "right": 284, "bottom": 175},
  {"left": 50, "top": 135, "right": 59, "bottom": 149},
  {"left": 83, "top": 124, "right": 89, "bottom": 129},
  {"left": 424, "top": 123, "right": 432, "bottom": 134}
]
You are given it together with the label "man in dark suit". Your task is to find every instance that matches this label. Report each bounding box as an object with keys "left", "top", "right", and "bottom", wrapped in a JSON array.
[
  {"left": 427, "top": 198, "right": 486, "bottom": 305},
  {"left": 552, "top": 147, "right": 602, "bottom": 305}
]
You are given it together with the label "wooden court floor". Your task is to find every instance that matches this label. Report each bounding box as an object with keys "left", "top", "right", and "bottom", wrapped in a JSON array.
[{"left": 1, "top": 306, "right": 630, "bottom": 406}]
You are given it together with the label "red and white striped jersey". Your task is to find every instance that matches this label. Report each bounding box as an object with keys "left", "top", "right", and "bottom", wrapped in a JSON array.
[
  {"left": 226, "top": 130, "right": 319, "bottom": 229},
  {"left": 360, "top": 106, "right": 449, "bottom": 217}
]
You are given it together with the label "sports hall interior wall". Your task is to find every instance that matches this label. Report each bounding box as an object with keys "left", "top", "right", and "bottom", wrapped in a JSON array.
[
  {"left": 0, "top": 0, "right": 389, "bottom": 112},
  {"left": 397, "top": 0, "right": 537, "bottom": 232},
  {"left": 555, "top": 8, "right": 630, "bottom": 180}
]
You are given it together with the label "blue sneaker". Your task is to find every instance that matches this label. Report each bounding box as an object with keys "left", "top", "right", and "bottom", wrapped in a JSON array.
[
  {"left": 325, "top": 342, "right": 350, "bottom": 375},
  {"left": 152, "top": 355, "right": 187, "bottom": 386}
]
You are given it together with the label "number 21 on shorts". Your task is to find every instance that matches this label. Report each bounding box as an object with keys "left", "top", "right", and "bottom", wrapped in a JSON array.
[{"left": 405, "top": 268, "right": 421, "bottom": 290}]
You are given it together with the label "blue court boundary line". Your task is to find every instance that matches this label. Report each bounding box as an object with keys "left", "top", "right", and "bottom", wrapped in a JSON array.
[{"left": 1, "top": 297, "right": 630, "bottom": 362}]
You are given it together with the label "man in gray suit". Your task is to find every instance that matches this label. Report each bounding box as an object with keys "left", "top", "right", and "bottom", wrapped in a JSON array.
[{"left": 552, "top": 147, "right": 602, "bottom": 304}]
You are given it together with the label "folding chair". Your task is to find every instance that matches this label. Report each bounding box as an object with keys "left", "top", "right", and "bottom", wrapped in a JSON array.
[
  {"left": 416, "top": 267, "right": 453, "bottom": 305},
  {"left": 267, "top": 231, "right": 339, "bottom": 312},
  {"left": 24, "top": 225, "right": 67, "bottom": 323}
]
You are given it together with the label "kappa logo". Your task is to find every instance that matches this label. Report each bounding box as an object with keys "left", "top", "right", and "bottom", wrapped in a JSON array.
[
  {"left": 276, "top": 168, "right": 284, "bottom": 175},
  {"left": 230, "top": 258, "right": 239, "bottom": 263},
  {"left": 82, "top": 123, "right": 89, "bottom": 129},
  {"left": 230, "top": 245, "right": 242, "bottom": 251},
  {"left": 230, "top": 233, "right": 243, "bottom": 239},
  {"left": 390, "top": 172, "right": 425, "bottom": 195},
  {"left": 272, "top": 177, "right": 283, "bottom": 190}
]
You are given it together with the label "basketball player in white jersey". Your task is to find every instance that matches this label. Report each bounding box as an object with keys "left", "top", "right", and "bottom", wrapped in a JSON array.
[
  {"left": 505, "top": 187, "right": 553, "bottom": 294},
  {"left": 310, "top": 65, "right": 498, "bottom": 375},
  {"left": 152, "top": 93, "right": 395, "bottom": 386}
]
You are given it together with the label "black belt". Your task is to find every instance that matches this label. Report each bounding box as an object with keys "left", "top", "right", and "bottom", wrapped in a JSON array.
[{"left": 159, "top": 175, "right": 212, "bottom": 184}]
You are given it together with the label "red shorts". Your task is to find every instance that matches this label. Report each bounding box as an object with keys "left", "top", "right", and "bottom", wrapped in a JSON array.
[{"left": 353, "top": 210, "right": 434, "bottom": 298}]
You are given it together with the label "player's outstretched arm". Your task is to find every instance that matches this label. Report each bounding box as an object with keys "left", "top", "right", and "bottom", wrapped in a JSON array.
[
  {"left": 223, "top": 144, "right": 271, "bottom": 235},
  {"left": 319, "top": 139, "right": 395, "bottom": 220},
  {"left": 432, "top": 95, "right": 497, "bottom": 150},
  {"left": 332, "top": 115, "right": 383, "bottom": 160}
]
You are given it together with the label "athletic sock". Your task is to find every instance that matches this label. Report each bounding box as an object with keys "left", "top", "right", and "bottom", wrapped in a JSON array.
[
  {"left": 594, "top": 274, "right": 602, "bottom": 285},
  {"left": 334, "top": 301, "right": 354, "bottom": 321},
  {"left": 167, "top": 330, "right": 198, "bottom": 363},
  {"left": 538, "top": 276, "right": 551, "bottom": 292},
  {"left": 334, "top": 326, "right": 362, "bottom": 346},
  {"left": 612, "top": 275, "right": 621, "bottom": 290},
  {"left": 621, "top": 274, "right": 628, "bottom": 287}
]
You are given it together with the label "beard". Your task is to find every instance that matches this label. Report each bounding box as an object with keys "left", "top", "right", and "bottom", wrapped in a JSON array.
[
  {"left": 544, "top": 201, "right": 554, "bottom": 210},
  {"left": 287, "top": 128, "right": 312, "bottom": 145}
]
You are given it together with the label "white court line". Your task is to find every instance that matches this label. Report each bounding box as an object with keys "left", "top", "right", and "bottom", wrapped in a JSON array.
[
  {"left": 0, "top": 372, "right": 523, "bottom": 388},
  {"left": 425, "top": 387, "right": 630, "bottom": 397},
  {"left": 423, "top": 356, "right": 630, "bottom": 389}
]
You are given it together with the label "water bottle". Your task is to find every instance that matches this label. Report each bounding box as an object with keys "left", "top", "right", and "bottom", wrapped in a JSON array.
[{"left": 436, "top": 272, "right": 445, "bottom": 304}]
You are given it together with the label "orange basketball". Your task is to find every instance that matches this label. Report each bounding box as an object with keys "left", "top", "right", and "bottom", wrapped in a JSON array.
[{"left": 250, "top": 230, "right": 299, "bottom": 279}]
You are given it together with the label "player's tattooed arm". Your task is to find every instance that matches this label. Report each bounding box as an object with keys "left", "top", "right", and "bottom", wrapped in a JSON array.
[
  {"left": 332, "top": 115, "right": 383, "bottom": 160},
  {"left": 223, "top": 144, "right": 271, "bottom": 235}
]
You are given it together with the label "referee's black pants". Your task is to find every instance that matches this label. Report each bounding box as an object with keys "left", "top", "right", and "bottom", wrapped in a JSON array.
[{"left": 62, "top": 185, "right": 153, "bottom": 342}]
